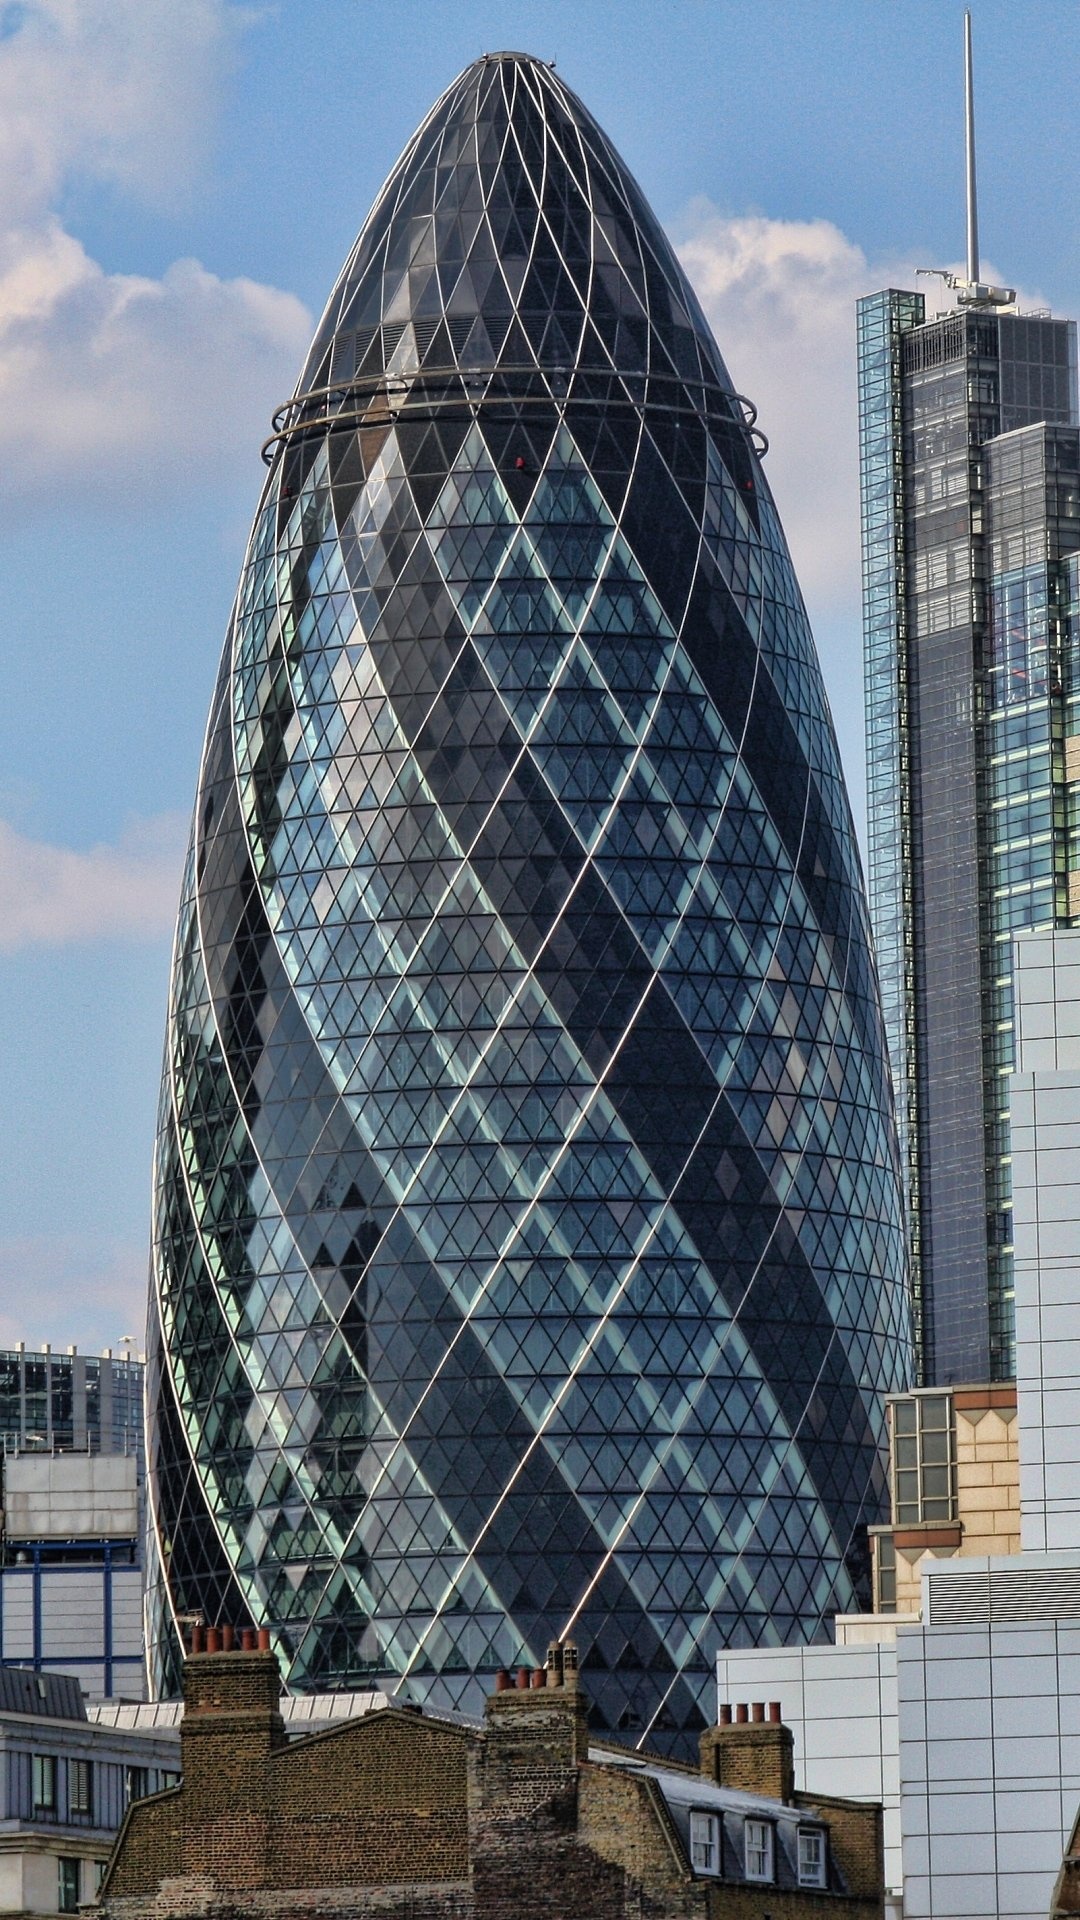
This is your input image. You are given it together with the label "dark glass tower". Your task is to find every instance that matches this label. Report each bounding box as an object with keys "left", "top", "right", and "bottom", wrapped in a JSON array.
[
  {"left": 859, "top": 291, "right": 1079, "bottom": 1382},
  {"left": 148, "top": 53, "right": 910, "bottom": 1749}
]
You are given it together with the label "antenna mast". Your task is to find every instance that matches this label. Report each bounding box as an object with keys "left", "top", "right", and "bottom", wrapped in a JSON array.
[
  {"left": 965, "top": 10, "right": 979, "bottom": 284},
  {"left": 917, "top": 11, "right": 1015, "bottom": 309}
]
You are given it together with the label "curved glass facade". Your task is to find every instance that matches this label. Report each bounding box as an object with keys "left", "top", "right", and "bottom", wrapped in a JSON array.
[{"left": 147, "top": 53, "right": 911, "bottom": 1750}]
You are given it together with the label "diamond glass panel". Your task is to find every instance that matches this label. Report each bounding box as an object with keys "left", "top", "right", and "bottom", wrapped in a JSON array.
[{"left": 146, "top": 53, "right": 911, "bottom": 1755}]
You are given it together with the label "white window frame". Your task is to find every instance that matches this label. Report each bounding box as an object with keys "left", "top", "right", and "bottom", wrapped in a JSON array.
[
  {"left": 797, "top": 1824, "right": 827, "bottom": 1888},
  {"left": 689, "top": 1808, "right": 720, "bottom": 1875},
  {"left": 744, "top": 1816, "right": 774, "bottom": 1882}
]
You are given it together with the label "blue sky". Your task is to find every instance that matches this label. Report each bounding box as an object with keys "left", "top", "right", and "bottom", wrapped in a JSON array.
[{"left": 1, "top": 0, "right": 1077, "bottom": 1351}]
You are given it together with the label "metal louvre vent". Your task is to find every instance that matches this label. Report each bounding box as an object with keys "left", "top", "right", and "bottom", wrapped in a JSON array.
[
  {"left": 329, "top": 330, "right": 355, "bottom": 385},
  {"left": 928, "top": 1566, "right": 1080, "bottom": 1624}
]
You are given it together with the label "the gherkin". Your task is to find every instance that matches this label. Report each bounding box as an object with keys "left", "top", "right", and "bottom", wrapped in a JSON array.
[{"left": 146, "top": 52, "right": 911, "bottom": 1752}]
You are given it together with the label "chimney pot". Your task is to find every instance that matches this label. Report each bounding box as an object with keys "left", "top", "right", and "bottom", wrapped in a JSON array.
[
  {"left": 190, "top": 1624, "right": 204, "bottom": 1655},
  {"left": 516, "top": 1667, "right": 530, "bottom": 1691},
  {"left": 531, "top": 1667, "right": 546, "bottom": 1689},
  {"left": 494, "top": 1669, "right": 510, "bottom": 1692},
  {"left": 257, "top": 1627, "right": 271, "bottom": 1652},
  {"left": 206, "top": 1627, "right": 221, "bottom": 1654},
  {"left": 221, "top": 1624, "right": 235, "bottom": 1652},
  {"left": 702, "top": 1698, "right": 795, "bottom": 1801},
  {"left": 241, "top": 1628, "right": 256, "bottom": 1652},
  {"left": 546, "top": 1641, "right": 564, "bottom": 1686}
]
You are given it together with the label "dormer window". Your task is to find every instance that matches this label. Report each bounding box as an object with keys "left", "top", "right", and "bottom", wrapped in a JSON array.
[
  {"left": 798, "top": 1824, "right": 828, "bottom": 1888},
  {"left": 744, "top": 1816, "right": 774, "bottom": 1882},
  {"left": 689, "top": 1808, "right": 720, "bottom": 1874}
]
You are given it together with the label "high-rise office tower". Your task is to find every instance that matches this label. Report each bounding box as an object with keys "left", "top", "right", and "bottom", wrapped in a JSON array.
[
  {"left": 0, "top": 1347, "right": 146, "bottom": 1698},
  {"left": 858, "top": 19, "right": 1080, "bottom": 1384},
  {"left": 147, "top": 52, "right": 910, "bottom": 1748},
  {"left": 0, "top": 1346, "right": 144, "bottom": 1463}
]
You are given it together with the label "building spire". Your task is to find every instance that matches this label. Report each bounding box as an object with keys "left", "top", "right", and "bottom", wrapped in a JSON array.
[
  {"left": 964, "top": 11, "right": 979, "bottom": 283},
  {"left": 917, "top": 10, "right": 1014, "bottom": 309}
]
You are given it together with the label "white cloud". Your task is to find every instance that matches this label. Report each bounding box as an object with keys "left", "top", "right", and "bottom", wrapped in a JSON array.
[
  {"left": 0, "top": 1234, "right": 146, "bottom": 1352},
  {"left": 675, "top": 201, "right": 1027, "bottom": 631},
  {"left": 674, "top": 206, "right": 1038, "bottom": 823},
  {"left": 0, "top": 809, "right": 187, "bottom": 951},
  {"left": 0, "top": 0, "right": 311, "bottom": 505},
  {"left": 676, "top": 205, "right": 907, "bottom": 631},
  {"left": 0, "top": 0, "right": 231, "bottom": 220},
  {"left": 0, "top": 220, "right": 310, "bottom": 500}
]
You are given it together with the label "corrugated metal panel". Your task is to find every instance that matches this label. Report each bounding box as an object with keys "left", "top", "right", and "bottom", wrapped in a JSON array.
[
  {"left": 40, "top": 1574, "right": 104, "bottom": 1660},
  {"left": 928, "top": 1566, "right": 1080, "bottom": 1624},
  {"left": 1, "top": 1577, "right": 35, "bottom": 1659}
]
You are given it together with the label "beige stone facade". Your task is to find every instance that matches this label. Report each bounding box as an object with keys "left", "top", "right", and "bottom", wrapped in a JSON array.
[{"left": 869, "top": 1383, "right": 1019, "bottom": 1615}]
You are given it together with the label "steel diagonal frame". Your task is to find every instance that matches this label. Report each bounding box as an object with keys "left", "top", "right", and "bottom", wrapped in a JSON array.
[{"left": 146, "top": 51, "right": 910, "bottom": 1746}]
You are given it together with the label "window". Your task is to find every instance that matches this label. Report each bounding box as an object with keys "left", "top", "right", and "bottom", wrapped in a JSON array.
[
  {"left": 798, "top": 1826, "right": 827, "bottom": 1888},
  {"left": 891, "top": 1391, "right": 956, "bottom": 1522},
  {"left": 874, "top": 1531, "right": 897, "bottom": 1611},
  {"left": 32, "top": 1753, "right": 57, "bottom": 1812},
  {"left": 69, "top": 1759, "right": 92, "bottom": 1816},
  {"left": 744, "top": 1818, "right": 774, "bottom": 1882},
  {"left": 57, "top": 1858, "right": 80, "bottom": 1913},
  {"left": 125, "top": 1766, "right": 148, "bottom": 1805},
  {"left": 689, "top": 1808, "right": 720, "bottom": 1874}
]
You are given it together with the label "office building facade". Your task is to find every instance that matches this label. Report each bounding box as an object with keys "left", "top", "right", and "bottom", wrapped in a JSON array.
[
  {"left": 0, "top": 1454, "right": 144, "bottom": 1700},
  {"left": 0, "top": 1668, "right": 178, "bottom": 1917},
  {"left": 858, "top": 290, "right": 1080, "bottom": 1382},
  {"left": 0, "top": 1349, "right": 146, "bottom": 1700},
  {"left": 717, "top": 927, "right": 1080, "bottom": 1919},
  {"left": 0, "top": 1349, "right": 142, "bottom": 1465},
  {"left": 147, "top": 52, "right": 910, "bottom": 1747}
]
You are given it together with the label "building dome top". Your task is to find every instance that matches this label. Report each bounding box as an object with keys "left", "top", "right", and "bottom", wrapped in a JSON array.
[{"left": 289, "top": 43, "right": 742, "bottom": 445}]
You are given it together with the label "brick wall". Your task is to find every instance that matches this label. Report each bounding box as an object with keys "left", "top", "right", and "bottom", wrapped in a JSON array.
[
  {"left": 792, "top": 1793, "right": 883, "bottom": 1903},
  {"left": 105, "top": 1659, "right": 471, "bottom": 1901},
  {"left": 700, "top": 1722, "right": 795, "bottom": 1801},
  {"left": 100, "top": 1650, "right": 883, "bottom": 1920},
  {"left": 579, "top": 1764, "right": 705, "bottom": 1918}
]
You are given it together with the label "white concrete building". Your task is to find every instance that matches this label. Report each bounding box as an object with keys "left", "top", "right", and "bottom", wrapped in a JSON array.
[
  {"left": 717, "top": 1628, "right": 901, "bottom": 1899},
  {"left": 717, "top": 927, "right": 1080, "bottom": 1919},
  {"left": 1011, "top": 928, "right": 1080, "bottom": 1559}
]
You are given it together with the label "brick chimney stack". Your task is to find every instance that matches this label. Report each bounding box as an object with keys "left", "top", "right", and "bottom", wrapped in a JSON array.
[
  {"left": 180, "top": 1632, "right": 286, "bottom": 1811},
  {"left": 700, "top": 1701, "right": 795, "bottom": 1803},
  {"left": 483, "top": 1640, "right": 589, "bottom": 1792}
]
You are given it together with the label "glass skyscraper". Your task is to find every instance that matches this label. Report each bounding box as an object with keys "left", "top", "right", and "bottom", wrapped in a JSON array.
[
  {"left": 147, "top": 52, "right": 910, "bottom": 1749},
  {"left": 859, "top": 290, "right": 1079, "bottom": 1383}
]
